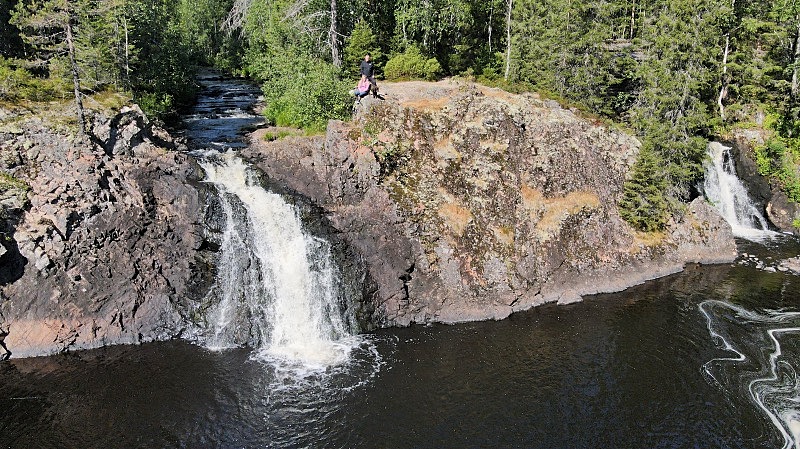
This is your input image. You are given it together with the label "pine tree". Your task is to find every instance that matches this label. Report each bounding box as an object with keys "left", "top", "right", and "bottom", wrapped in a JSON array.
[{"left": 12, "top": 0, "right": 87, "bottom": 134}]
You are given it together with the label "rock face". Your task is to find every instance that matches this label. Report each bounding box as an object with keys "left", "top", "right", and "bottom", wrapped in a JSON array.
[
  {"left": 730, "top": 132, "right": 800, "bottom": 234},
  {"left": 0, "top": 106, "right": 210, "bottom": 358},
  {"left": 242, "top": 80, "right": 737, "bottom": 326}
]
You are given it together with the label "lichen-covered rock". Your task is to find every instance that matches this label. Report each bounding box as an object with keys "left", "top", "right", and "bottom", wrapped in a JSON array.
[
  {"left": 243, "top": 80, "right": 737, "bottom": 326},
  {"left": 0, "top": 108, "right": 209, "bottom": 358}
]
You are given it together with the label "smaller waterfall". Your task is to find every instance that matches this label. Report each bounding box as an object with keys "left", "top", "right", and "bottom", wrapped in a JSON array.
[
  {"left": 200, "top": 152, "right": 358, "bottom": 369},
  {"left": 703, "top": 142, "right": 775, "bottom": 240}
]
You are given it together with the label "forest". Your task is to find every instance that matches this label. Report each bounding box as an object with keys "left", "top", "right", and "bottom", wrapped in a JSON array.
[{"left": 1, "top": 0, "right": 799, "bottom": 231}]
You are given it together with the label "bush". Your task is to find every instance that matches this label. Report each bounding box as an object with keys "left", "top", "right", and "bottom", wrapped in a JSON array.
[
  {"left": 754, "top": 137, "right": 800, "bottom": 203},
  {"left": 136, "top": 92, "right": 175, "bottom": 119},
  {"left": 343, "top": 20, "right": 383, "bottom": 79},
  {"left": 384, "top": 46, "right": 441, "bottom": 81},
  {"left": 252, "top": 53, "right": 352, "bottom": 131}
]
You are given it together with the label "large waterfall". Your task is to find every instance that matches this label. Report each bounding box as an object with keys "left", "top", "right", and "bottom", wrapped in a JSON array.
[
  {"left": 703, "top": 142, "right": 775, "bottom": 239},
  {"left": 199, "top": 152, "right": 359, "bottom": 369}
]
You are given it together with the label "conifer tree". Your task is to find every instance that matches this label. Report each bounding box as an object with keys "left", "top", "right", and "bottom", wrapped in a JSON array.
[
  {"left": 343, "top": 19, "right": 382, "bottom": 77},
  {"left": 12, "top": 0, "right": 87, "bottom": 134}
]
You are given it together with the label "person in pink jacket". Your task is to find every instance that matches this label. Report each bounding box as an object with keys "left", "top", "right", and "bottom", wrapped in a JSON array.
[{"left": 351, "top": 75, "right": 371, "bottom": 101}]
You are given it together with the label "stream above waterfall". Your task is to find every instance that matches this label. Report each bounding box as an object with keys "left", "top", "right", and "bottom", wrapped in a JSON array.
[{"left": 2, "top": 72, "right": 800, "bottom": 449}]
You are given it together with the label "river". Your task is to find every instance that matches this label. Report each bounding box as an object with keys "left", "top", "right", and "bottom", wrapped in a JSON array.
[{"left": 1, "top": 72, "right": 800, "bottom": 449}]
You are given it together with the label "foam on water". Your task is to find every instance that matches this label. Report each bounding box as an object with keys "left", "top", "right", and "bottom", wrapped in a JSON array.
[{"left": 701, "top": 300, "right": 800, "bottom": 448}]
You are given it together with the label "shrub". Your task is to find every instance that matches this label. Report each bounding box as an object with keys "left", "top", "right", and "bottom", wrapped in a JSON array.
[
  {"left": 343, "top": 20, "right": 383, "bottom": 79},
  {"left": 0, "top": 56, "right": 70, "bottom": 102},
  {"left": 253, "top": 53, "right": 352, "bottom": 131},
  {"left": 754, "top": 137, "right": 800, "bottom": 204},
  {"left": 384, "top": 46, "right": 441, "bottom": 81},
  {"left": 136, "top": 92, "right": 175, "bottom": 119}
]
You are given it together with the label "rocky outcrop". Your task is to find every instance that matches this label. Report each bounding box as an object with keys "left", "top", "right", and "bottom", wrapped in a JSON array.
[
  {"left": 0, "top": 106, "right": 210, "bottom": 358},
  {"left": 730, "top": 132, "right": 800, "bottom": 234},
  {"left": 242, "top": 80, "right": 737, "bottom": 326}
]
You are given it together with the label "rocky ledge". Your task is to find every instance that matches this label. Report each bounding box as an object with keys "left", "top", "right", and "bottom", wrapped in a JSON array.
[
  {"left": 0, "top": 106, "right": 210, "bottom": 358},
  {"left": 243, "top": 80, "right": 737, "bottom": 326}
]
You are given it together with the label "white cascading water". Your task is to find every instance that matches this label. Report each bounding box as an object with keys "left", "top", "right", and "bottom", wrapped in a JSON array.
[
  {"left": 703, "top": 142, "right": 775, "bottom": 240},
  {"left": 199, "top": 151, "right": 357, "bottom": 369}
]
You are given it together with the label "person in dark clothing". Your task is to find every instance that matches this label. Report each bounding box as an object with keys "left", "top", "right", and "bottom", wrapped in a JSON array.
[{"left": 359, "top": 53, "right": 378, "bottom": 97}]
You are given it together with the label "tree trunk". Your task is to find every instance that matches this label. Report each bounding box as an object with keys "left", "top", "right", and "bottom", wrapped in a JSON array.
[
  {"left": 65, "top": 18, "right": 86, "bottom": 136},
  {"left": 124, "top": 17, "right": 130, "bottom": 84},
  {"left": 329, "top": 0, "right": 340, "bottom": 67},
  {"left": 793, "top": 19, "right": 800, "bottom": 97},
  {"left": 504, "top": 0, "right": 512, "bottom": 81},
  {"left": 629, "top": 0, "right": 636, "bottom": 39},
  {"left": 488, "top": 0, "right": 493, "bottom": 54},
  {"left": 718, "top": 33, "right": 730, "bottom": 120}
]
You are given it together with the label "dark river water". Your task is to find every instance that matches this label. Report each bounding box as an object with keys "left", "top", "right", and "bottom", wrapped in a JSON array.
[
  {"left": 3, "top": 73, "right": 800, "bottom": 449},
  {"left": 3, "top": 241, "right": 800, "bottom": 449}
]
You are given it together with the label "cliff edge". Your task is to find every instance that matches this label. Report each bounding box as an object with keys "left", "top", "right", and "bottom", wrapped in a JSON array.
[
  {"left": 0, "top": 105, "right": 209, "bottom": 358},
  {"left": 243, "top": 80, "right": 737, "bottom": 325}
]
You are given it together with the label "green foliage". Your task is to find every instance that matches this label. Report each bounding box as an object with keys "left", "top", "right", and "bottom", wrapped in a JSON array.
[
  {"left": 0, "top": 172, "right": 30, "bottom": 192},
  {"left": 0, "top": 56, "right": 70, "bottom": 101},
  {"left": 384, "top": 46, "right": 441, "bottom": 80},
  {"left": 618, "top": 146, "right": 671, "bottom": 232},
  {"left": 754, "top": 137, "right": 800, "bottom": 203},
  {"left": 257, "top": 56, "right": 352, "bottom": 131},
  {"left": 344, "top": 20, "right": 383, "bottom": 78},
  {"left": 263, "top": 129, "right": 297, "bottom": 141}
]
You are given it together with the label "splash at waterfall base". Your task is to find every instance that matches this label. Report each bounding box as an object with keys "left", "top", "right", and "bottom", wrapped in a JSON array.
[{"left": 242, "top": 80, "right": 738, "bottom": 326}]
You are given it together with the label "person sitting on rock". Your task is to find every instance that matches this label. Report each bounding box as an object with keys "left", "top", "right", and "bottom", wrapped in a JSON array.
[
  {"left": 360, "top": 53, "right": 378, "bottom": 96},
  {"left": 351, "top": 75, "right": 371, "bottom": 103}
]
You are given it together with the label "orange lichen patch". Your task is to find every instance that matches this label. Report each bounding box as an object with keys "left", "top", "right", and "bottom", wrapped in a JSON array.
[
  {"left": 481, "top": 139, "right": 509, "bottom": 154},
  {"left": 438, "top": 202, "right": 473, "bottom": 236},
  {"left": 478, "top": 86, "right": 518, "bottom": 102},
  {"left": 434, "top": 138, "right": 461, "bottom": 162},
  {"left": 493, "top": 226, "right": 515, "bottom": 246},
  {"left": 520, "top": 185, "right": 544, "bottom": 209},
  {"left": 632, "top": 230, "right": 667, "bottom": 247},
  {"left": 401, "top": 96, "right": 450, "bottom": 111},
  {"left": 520, "top": 186, "right": 600, "bottom": 239},
  {"left": 536, "top": 192, "right": 600, "bottom": 237}
]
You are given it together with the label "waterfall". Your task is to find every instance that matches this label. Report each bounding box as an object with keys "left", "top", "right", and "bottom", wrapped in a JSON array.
[
  {"left": 703, "top": 142, "right": 775, "bottom": 239},
  {"left": 199, "top": 151, "right": 358, "bottom": 369}
]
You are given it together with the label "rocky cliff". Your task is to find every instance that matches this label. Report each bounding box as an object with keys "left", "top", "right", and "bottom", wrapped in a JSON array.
[
  {"left": 0, "top": 80, "right": 739, "bottom": 358},
  {"left": 0, "top": 105, "right": 210, "bottom": 358},
  {"left": 729, "top": 131, "right": 800, "bottom": 234},
  {"left": 242, "top": 80, "right": 737, "bottom": 326}
]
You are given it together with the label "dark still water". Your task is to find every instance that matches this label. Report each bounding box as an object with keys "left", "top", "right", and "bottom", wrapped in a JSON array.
[{"left": 3, "top": 241, "right": 800, "bottom": 448}]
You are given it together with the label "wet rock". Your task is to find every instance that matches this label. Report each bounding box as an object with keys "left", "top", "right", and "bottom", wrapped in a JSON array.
[
  {"left": 779, "top": 257, "right": 800, "bottom": 274},
  {"left": 731, "top": 132, "right": 800, "bottom": 234},
  {"left": 242, "top": 80, "right": 737, "bottom": 326}
]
